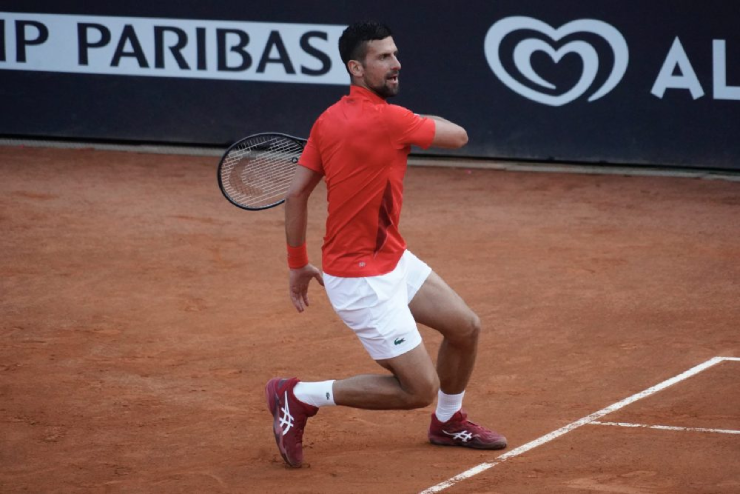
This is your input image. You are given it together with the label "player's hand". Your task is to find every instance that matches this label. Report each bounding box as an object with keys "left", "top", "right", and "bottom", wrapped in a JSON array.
[{"left": 289, "top": 263, "right": 324, "bottom": 313}]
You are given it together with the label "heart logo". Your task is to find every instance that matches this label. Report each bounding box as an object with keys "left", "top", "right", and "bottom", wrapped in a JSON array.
[{"left": 484, "top": 17, "right": 629, "bottom": 106}]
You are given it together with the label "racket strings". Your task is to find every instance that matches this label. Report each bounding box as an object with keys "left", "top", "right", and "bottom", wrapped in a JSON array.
[
  {"left": 237, "top": 148, "right": 296, "bottom": 194},
  {"left": 220, "top": 135, "right": 302, "bottom": 209},
  {"left": 225, "top": 138, "right": 299, "bottom": 189},
  {"left": 233, "top": 152, "right": 296, "bottom": 201}
]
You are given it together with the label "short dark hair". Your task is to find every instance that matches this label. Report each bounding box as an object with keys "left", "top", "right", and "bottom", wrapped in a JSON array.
[{"left": 338, "top": 21, "right": 393, "bottom": 73}]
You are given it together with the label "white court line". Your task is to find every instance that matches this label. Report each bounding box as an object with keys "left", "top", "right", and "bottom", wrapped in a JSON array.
[
  {"left": 591, "top": 421, "right": 740, "bottom": 435},
  {"left": 420, "top": 356, "right": 737, "bottom": 494}
]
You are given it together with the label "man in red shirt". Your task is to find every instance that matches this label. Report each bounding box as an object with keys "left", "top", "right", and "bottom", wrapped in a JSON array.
[{"left": 266, "top": 21, "right": 507, "bottom": 468}]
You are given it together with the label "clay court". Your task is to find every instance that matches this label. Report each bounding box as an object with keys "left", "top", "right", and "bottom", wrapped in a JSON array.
[{"left": 1, "top": 145, "right": 739, "bottom": 493}]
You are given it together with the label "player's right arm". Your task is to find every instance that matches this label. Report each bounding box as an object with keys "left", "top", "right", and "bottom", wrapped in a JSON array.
[
  {"left": 285, "top": 165, "right": 324, "bottom": 313},
  {"left": 285, "top": 165, "right": 322, "bottom": 249},
  {"left": 421, "top": 115, "right": 469, "bottom": 149}
]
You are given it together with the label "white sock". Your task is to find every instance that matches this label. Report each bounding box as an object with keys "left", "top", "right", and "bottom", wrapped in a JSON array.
[
  {"left": 435, "top": 390, "right": 465, "bottom": 422},
  {"left": 293, "top": 380, "right": 336, "bottom": 408}
]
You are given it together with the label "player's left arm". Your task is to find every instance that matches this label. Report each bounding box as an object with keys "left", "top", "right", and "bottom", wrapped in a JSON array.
[
  {"left": 418, "top": 114, "right": 468, "bottom": 149},
  {"left": 385, "top": 105, "right": 467, "bottom": 150}
]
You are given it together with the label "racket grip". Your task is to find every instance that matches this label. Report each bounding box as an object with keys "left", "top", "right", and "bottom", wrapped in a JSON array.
[{"left": 287, "top": 242, "right": 309, "bottom": 269}]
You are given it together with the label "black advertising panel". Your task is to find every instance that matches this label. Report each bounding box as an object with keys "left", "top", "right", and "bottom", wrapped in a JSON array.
[{"left": 1, "top": 1, "right": 739, "bottom": 170}]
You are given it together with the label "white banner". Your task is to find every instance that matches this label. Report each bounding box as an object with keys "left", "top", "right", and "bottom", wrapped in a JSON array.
[{"left": 0, "top": 12, "right": 349, "bottom": 85}]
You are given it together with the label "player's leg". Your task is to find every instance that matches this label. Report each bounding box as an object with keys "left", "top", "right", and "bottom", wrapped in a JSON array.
[
  {"left": 408, "top": 268, "right": 507, "bottom": 450},
  {"left": 408, "top": 270, "right": 480, "bottom": 394},
  {"left": 333, "top": 341, "right": 439, "bottom": 409}
]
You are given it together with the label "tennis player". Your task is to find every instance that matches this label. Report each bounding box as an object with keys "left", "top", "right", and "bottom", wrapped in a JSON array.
[{"left": 266, "top": 21, "right": 507, "bottom": 468}]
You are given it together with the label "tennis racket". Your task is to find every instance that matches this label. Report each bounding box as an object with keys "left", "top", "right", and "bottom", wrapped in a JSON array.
[{"left": 217, "top": 133, "right": 306, "bottom": 211}]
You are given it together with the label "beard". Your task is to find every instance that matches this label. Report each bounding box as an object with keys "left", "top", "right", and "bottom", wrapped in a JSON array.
[
  {"left": 367, "top": 72, "right": 400, "bottom": 98},
  {"left": 375, "top": 82, "right": 399, "bottom": 98}
]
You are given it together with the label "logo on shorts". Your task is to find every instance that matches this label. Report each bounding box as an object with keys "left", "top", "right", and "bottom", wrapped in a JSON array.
[
  {"left": 394, "top": 337, "right": 405, "bottom": 346},
  {"left": 484, "top": 17, "right": 629, "bottom": 106}
]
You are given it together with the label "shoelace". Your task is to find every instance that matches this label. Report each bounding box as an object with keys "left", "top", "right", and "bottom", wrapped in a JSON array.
[
  {"left": 451, "top": 418, "right": 486, "bottom": 435},
  {"left": 447, "top": 417, "right": 477, "bottom": 429}
]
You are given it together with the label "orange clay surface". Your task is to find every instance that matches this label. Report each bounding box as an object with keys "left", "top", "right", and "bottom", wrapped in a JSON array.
[{"left": 1, "top": 146, "right": 738, "bottom": 493}]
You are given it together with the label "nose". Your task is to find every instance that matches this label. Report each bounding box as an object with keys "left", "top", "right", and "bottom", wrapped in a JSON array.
[{"left": 392, "top": 55, "right": 401, "bottom": 70}]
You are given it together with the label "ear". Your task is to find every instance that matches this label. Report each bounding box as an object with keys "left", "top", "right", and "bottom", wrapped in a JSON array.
[{"left": 348, "top": 60, "right": 364, "bottom": 78}]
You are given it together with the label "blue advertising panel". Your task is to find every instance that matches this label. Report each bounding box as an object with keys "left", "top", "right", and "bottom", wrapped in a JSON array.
[{"left": 1, "top": 1, "right": 739, "bottom": 169}]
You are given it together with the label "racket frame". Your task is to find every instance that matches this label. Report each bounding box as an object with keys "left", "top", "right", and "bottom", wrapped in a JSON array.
[{"left": 217, "top": 132, "right": 307, "bottom": 211}]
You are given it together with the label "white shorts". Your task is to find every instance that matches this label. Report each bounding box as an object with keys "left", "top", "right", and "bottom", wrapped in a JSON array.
[{"left": 323, "top": 250, "right": 432, "bottom": 360}]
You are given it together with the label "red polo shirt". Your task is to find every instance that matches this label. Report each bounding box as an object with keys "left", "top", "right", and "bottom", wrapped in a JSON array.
[{"left": 298, "top": 85, "right": 436, "bottom": 277}]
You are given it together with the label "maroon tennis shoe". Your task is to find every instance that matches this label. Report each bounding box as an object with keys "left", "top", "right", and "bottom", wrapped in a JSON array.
[
  {"left": 265, "top": 377, "right": 318, "bottom": 467},
  {"left": 429, "top": 409, "right": 507, "bottom": 450}
]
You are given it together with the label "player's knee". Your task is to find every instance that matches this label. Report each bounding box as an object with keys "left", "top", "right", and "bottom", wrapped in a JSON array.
[
  {"left": 469, "top": 312, "right": 481, "bottom": 340},
  {"left": 406, "top": 374, "right": 439, "bottom": 409},
  {"left": 450, "top": 311, "right": 480, "bottom": 346}
]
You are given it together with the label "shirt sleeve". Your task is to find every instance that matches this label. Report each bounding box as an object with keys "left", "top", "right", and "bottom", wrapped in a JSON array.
[
  {"left": 298, "top": 121, "right": 324, "bottom": 175},
  {"left": 384, "top": 104, "right": 436, "bottom": 150}
]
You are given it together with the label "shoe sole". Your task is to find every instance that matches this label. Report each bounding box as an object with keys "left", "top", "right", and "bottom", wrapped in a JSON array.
[
  {"left": 429, "top": 437, "right": 507, "bottom": 450},
  {"left": 265, "top": 380, "right": 302, "bottom": 468}
]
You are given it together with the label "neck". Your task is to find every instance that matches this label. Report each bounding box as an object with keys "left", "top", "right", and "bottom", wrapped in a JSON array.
[{"left": 351, "top": 80, "right": 386, "bottom": 100}]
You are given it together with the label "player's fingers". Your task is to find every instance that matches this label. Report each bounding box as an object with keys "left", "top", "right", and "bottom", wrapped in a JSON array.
[
  {"left": 298, "top": 281, "right": 310, "bottom": 307},
  {"left": 314, "top": 271, "right": 325, "bottom": 286},
  {"left": 290, "top": 289, "right": 304, "bottom": 312}
]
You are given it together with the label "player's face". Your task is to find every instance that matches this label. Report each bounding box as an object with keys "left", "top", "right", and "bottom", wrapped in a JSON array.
[{"left": 358, "top": 37, "right": 401, "bottom": 98}]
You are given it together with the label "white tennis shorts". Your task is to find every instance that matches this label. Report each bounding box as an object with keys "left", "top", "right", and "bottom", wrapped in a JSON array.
[{"left": 323, "top": 250, "right": 432, "bottom": 360}]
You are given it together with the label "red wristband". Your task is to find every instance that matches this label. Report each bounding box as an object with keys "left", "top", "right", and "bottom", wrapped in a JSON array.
[{"left": 287, "top": 242, "right": 309, "bottom": 269}]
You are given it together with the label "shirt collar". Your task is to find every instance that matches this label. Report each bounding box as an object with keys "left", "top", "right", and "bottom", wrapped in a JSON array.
[{"left": 349, "top": 85, "right": 388, "bottom": 105}]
